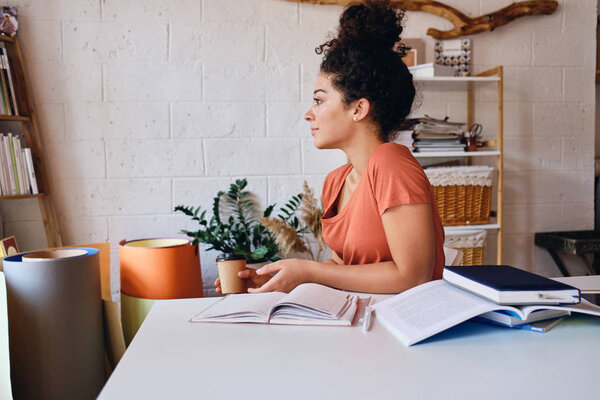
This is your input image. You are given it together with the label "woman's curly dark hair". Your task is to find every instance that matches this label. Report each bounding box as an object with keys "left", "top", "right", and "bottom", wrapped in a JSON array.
[{"left": 316, "top": 0, "right": 414, "bottom": 142}]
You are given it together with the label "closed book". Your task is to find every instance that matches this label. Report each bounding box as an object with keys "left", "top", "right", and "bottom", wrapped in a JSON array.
[
  {"left": 409, "top": 62, "right": 455, "bottom": 77},
  {"left": 23, "top": 148, "right": 38, "bottom": 194},
  {"left": 475, "top": 308, "right": 569, "bottom": 327},
  {"left": 7, "top": 134, "right": 19, "bottom": 194},
  {"left": 443, "top": 265, "right": 581, "bottom": 305},
  {"left": 0, "top": 44, "right": 18, "bottom": 115}
]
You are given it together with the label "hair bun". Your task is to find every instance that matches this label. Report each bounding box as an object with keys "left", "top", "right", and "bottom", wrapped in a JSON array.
[{"left": 336, "top": 0, "right": 404, "bottom": 52}]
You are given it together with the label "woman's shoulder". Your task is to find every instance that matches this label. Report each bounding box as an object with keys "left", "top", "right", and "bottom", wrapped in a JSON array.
[{"left": 369, "top": 142, "right": 418, "bottom": 170}]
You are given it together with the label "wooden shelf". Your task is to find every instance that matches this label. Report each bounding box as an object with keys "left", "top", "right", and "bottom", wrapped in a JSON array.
[
  {"left": 413, "top": 150, "right": 500, "bottom": 158},
  {"left": 0, "top": 114, "right": 30, "bottom": 121},
  {"left": 0, "top": 193, "right": 44, "bottom": 200}
]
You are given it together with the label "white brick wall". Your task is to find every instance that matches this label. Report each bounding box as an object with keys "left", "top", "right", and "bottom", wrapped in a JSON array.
[{"left": 0, "top": 0, "right": 596, "bottom": 298}]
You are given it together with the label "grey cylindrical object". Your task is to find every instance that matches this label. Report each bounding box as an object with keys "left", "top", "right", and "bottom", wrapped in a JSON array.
[{"left": 4, "top": 248, "right": 104, "bottom": 400}]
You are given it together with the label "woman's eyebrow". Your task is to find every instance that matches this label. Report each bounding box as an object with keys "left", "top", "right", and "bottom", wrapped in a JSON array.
[{"left": 313, "top": 89, "right": 327, "bottom": 95}]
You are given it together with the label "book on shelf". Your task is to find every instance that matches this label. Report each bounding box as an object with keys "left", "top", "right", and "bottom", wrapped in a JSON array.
[
  {"left": 0, "top": 133, "right": 36, "bottom": 195},
  {"left": 190, "top": 283, "right": 361, "bottom": 326},
  {"left": 0, "top": 43, "right": 18, "bottom": 116},
  {"left": 413, "top": 146, "right": 466, "bottom": 153},
  {"left": 443, "top": 265, "right": 581, "bottom": 305},
  {"left": 409, "top": 62, "right": 455, "bottom": 78},
  {"left": 372, "top": 279, "right": 600, "bottom": 346}
]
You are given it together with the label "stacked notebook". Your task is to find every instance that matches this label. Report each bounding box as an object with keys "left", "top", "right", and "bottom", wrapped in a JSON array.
[{"left": 373, "top": 265, "right": 600, "bottom": 346}]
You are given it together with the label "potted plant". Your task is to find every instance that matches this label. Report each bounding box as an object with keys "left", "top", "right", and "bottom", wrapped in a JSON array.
[{"left": 175, "top": 179, "right": 284, "bottom": 264}]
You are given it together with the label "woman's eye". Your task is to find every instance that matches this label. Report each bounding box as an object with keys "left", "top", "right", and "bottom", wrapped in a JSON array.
[{"left": 313, "top": 98, "right": 322, "bottom": 105}]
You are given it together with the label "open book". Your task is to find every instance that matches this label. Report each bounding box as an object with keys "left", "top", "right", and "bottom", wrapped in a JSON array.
[
  {"left": 190, "top": 283, "right": 360, "bottom": 326},
  {"left": 373, "top": 280, "right": 600, "bottom": 346}
]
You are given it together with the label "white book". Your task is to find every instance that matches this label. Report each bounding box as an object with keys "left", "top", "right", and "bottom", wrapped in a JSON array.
[
  {"left": 190, "top": 283, "right": 360, "bottom": 326},
  {"left": 20, "top": 148, "right": 30, "bottom": 194},
  {"left": 372, "top": 280, "right": 600, "bottom": 346},
  {"left": 23, "top": 148, "right": 38, "bottom": 194},
  {"left": 408, "top": 62, "right": 455, "bottom": 77},
  {"left": 0, "top": 134, "right": 6, "bottom": 195},
  {"left": 12, "top": 135, "right": 25, "bottom": 194},
  {"left": 0, "top": 134, "right": 10, "bottom": 195},
  {"left": 2, "top": 134, "right": 15, "bottom": 194}
]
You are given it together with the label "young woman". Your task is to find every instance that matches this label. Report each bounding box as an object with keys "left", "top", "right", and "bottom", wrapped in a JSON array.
[{"left": 216, "top": 0, "right": 444, "bottom": 294}]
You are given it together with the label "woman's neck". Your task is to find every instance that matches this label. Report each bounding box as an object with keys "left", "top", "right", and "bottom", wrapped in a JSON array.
[{"left": 344, "top": 131, "right": 384, "bottom": 176}]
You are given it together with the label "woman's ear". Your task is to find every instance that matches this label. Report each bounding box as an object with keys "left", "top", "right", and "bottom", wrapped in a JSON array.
[{"left": 352, "top": 98, "right": 371, "bottom": 122}]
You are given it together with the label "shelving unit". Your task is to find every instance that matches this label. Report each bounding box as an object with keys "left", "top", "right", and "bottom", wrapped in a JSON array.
[
  {"left": 414, "top": 66, "right": 503, "bottom": 264},
  {"left": 0, "top": 36, "right": 62, "bottom": 247}
]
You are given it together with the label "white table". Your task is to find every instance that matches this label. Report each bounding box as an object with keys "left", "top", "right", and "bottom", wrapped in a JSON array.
[{"left": 99, "top": 297, "right": 600, "bottom": 400}]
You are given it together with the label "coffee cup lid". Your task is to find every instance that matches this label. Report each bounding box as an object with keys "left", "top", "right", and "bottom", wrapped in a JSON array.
[{"left": 216, "top": 253, "right": 246, "bottom": 262}]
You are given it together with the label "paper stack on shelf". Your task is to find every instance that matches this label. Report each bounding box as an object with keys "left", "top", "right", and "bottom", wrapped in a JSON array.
[{"left": 408, "top": 115, "right": 466, "bottom": 153}]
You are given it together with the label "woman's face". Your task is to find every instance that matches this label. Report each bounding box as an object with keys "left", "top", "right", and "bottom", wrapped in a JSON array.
[{"left": 304, "top": 73, "right": 354, "bottom": 150}]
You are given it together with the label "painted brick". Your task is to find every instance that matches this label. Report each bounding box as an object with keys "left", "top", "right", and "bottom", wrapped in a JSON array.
[
  {"left": 501, "top": 234, "right": 533, "bottom": 271},
  {"left": 106, "top": 139, "right": 204, "bottom": 178},
  {"left": 299, "top": 3, "right": 345, "bottom": 26},
  {"left": 52, "top": 178, "right": 172, "bottom": 217},
  {"left": 562, "top": 0, "right": 597, "bottom": 31},
  {"left": 204, "top": 63, "right": 300, "bottom": 102},
  {"left": 105, "top": 62, "right": 202, "bottom": 101},
  {"left": 267, "top": 175, "right": 325, "bottom": 209},
  {"left": 172, "top": 102, "right": 265, "bottom": 138},
  {"left": 534, "top": 30, "right": 595, "bottom": 68},
  {"left": 19, "top": 17, "right": 61, "bottom": 61},
  {"left": 171, "top": 23, "right": 264, "bottom": 62},
  {"left": 63, "top": 21, "right": 168, "bottom": 62},
  {"left": 102, "top": 0, "right": 201, "bottom": 21},
  {"left": 503, "top": 171, "right": 535, "bottom": 205},
  {"left": 503, "top": 137, "right": 562, "bottom": 172},
  {"left": 60, "top": 216, "right": 109, "bottom": 244},
  {"left": 28, "top": 62, "right": 102, "bottom": 102},
  {"left": 411, "top": 101, "right": 450, "bottom": 120},
  {"left": 561, "top": 203, "right": 594, "bottom": 231},
  {"left": 503, "top": 203, "right": 562, "bottom": 234},
  {"left": 301, "top": 138, "right": 347, "bottom": 175},
  {"left": 533, "top": 171, "right": 595, "bottom": 205},
  {"left": 108, "top": 215, "right": 191, "bottom": 244},
  {"left": 562, "top": 136, "right": 595, "bottom": 171},
  {"left": 10, "top": 0, "right": 101, "bottom": 19},
  {"left": 267, "top": 26, "right": 331, "bottom": 64},
  {"left": 46, "top": 140, "right": 106, "bottom": 179},
  {"left": 301, "top": 63, "right": 321, "bottom": 101},
  {"left": 477, "top": 68, "right": 562, "bottom": 103},
  {"left": 65, "top": 102, "right": 170, "bottom": 140},
  {"left": 173, "top": 177, "right": 268, "bottom": 219},
  {"left": 204, "top": 138, "right": 302, "bottom": 176},
  {"left": 204, "top": 0, "right": 298, "bottom": 26},
  {"left": 473, "top": 30, "right": 532, "bottom": 67},
  {"left": 533, "top": 103, "right": 594, "bottom": 137},
  {"left": 564, "top": 68, "right": 596, "bottom": 103},
  {"left": 37, "top": 103, "right": 66, "bottom": 142},
  {"left": 417, "top": 81, "right": 467, "bottom": 104},
  {"left": 447, "top": 101, "right": 533, "bottom": 138},
  {"left": 267, "top": 102, "right": 310, "bottom": 138}
]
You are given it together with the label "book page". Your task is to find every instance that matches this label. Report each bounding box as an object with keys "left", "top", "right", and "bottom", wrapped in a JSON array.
[
  {"left": 373, "top": 280, "right": 519, "bottom": 346},
  {"left": 519, "top": 298, "right": 600, "bottom": 318},
  {"left": 273, "top": 283, "right": 350, "bottom": 318},
  {"left": 190, "top": 292, "right": 285, "bottom": 323}
]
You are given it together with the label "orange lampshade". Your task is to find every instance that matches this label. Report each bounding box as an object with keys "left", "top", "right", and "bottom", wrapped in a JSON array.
[{"left": 119, "top": 238, "right": 204, "bottom": 299}]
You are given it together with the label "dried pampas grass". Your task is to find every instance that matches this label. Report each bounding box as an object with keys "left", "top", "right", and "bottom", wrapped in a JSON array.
[{"left": 259, "top": 181, "right": 325, "bottom": 261}]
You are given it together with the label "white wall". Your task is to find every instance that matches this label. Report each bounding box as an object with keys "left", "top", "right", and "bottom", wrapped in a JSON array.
[{"left": 0, "top": 0, "right": 595, "bottom": 298}]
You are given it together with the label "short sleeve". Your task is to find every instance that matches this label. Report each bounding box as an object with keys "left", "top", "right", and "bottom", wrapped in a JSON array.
[{"left": 368, "top": 143, "right": 432, "bottom": 215}]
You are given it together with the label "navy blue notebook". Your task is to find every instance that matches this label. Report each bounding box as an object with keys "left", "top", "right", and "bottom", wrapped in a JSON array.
[{"left": 443, "top": 265, "right": 581, "bottom": 305}]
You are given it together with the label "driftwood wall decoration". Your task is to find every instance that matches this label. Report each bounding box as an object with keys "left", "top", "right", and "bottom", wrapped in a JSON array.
[{"left": 286, "top": 0, "right": 558, "bottom": 39}]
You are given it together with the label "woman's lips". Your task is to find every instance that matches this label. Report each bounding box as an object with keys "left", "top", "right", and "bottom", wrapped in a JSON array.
[{"left": 311, "top": 128, "right": 318, "bottom": 136}]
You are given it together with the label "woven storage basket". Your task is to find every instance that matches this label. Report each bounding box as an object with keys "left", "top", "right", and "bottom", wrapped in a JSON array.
[
  {"left": 425, "top": 166, "right": 493, "bottom": 226},
  {"left": 444, "top": 230, "right": 487, "bottom": 265}
]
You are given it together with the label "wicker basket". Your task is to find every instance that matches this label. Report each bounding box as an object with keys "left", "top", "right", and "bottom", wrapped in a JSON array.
[
  {"left": 444, "top": 230, "right": 486, "bottom": 266},
  {"left": 426, "top": 166, "right": 493, "bottom": 226}
]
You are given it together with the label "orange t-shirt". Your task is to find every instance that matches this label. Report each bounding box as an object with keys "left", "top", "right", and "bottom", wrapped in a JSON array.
[{"left": 321, "top": 142, "right": 445, "bottom": 280}]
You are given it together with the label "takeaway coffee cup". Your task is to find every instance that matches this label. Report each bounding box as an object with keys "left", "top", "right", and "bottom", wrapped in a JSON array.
[{"left": 216, "top": 253, "right": 246, "bottom": 294}]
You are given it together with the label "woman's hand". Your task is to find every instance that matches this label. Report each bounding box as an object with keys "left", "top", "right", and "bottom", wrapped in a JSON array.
[
  {"left": 213, "top": 268, "right": 272, "bottom": 294},
  {"left": 247, "top": 259, "right": 316, "bottom": 293}
]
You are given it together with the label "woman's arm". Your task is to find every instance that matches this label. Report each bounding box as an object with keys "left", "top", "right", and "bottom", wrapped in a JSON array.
[{"left": 248, "top": 203, "right": 436, "bottom": 294}]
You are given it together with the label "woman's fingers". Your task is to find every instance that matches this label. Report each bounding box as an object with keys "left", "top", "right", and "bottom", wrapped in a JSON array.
[
  {"left": 214, "top": 277, "right": 221, "bottom": 286},
  {"left": 256, "top": 262, "right": 282, "bottom": 275}
]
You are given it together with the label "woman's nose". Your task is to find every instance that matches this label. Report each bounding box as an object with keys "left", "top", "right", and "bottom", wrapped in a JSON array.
[{"left": 304, "top": 108, "right": 314, "bottom": 121}]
